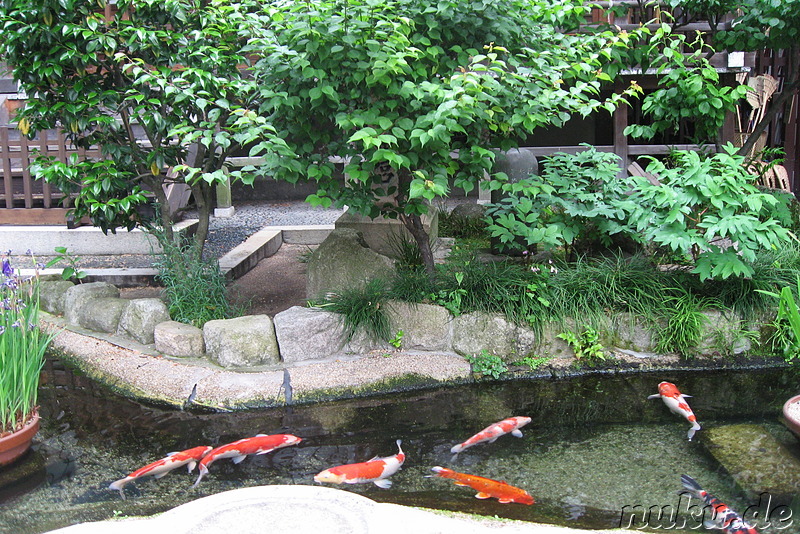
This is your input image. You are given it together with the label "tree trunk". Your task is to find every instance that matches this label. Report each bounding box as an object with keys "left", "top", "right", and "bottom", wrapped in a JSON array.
[
  {"left": 190, "top": 181, "right": 213, "bottom": 262},
  {"left": 399, "top": 212, "right": 435, "bottom": 277}
]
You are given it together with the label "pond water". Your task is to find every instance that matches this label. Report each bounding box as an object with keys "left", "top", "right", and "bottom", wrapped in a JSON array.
[{"left": 0, "top": 360, "right": 798, "bottom": 534}]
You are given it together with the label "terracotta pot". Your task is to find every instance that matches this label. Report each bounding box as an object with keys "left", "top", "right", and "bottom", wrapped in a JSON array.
[
  {"left": 782, "top": 395, "right": 800, "bottom": 440},
  {"left": 0, "top": 412, "right": 40, "bottom": 467}
]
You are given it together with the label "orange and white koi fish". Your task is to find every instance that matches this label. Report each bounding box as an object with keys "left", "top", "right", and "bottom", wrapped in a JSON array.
[
  {"left": 428, "top": 466, "right": 535, "bottom": 505},
  {"left": 450, "top": 416, "right": 531, "bottom": 459},
  {"left": 680, "top": 475, "right": 760, "bottom": 533},
  {"left": 193, "top": 434, "right": 302, "bottom": 487},
  {"left": 109, "top": 445, "right": 212, "bottom": 498},
  {"left": 314, "top": 439, "right": 405, "bottom": 489},
  {"left": 648, "top": 381, "right": 702, "bottom": 440}
]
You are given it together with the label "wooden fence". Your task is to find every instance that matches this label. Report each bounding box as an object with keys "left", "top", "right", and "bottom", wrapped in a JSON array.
[{"left": 0, "top": 126, "right": 102, "bottom": 224}]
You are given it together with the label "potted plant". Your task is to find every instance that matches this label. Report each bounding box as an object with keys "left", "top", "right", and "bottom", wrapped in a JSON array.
[{"left": 0, "top": 252, "right": 53, "bottom": 466}]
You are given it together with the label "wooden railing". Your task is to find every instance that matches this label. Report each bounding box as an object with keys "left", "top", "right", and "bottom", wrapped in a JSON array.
[{"left": 0, "top": 126, "right": 102, "bottom": 224}]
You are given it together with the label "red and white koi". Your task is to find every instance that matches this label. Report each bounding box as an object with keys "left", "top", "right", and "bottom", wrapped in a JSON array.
[
  {"left": 648, "top": 382, "right": 702, "bottom": 440},
  {"left": 193, "top": 434, "right": 302, "bottom": 487},
  {"left": 450, "top": 416, "right": 531, "bottom": 459},
  {"left": 680, "top": 475, "right": 759, "bottom": 533},
  {"left": 314, "top": 439, "right": 405, "bottom": 489},
  {"left": 109, "top": 445, "right": 212, "bottom": 498},
  {"left": 428, "top": 466, "right": 535, "bottom": 505}
]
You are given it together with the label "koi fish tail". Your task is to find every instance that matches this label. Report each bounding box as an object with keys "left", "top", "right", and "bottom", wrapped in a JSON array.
[
  {"left": 680, "top": 474, "right": 704, "bottom": 498},
  {"left": 687, "top": 421, "right": 701, "bottom": 441},
  {"left": 192, "top": 465, "right": 209, "bottom": 488},
  {"left": 108, "top": 478, "right": 131, "bottom": 499}
]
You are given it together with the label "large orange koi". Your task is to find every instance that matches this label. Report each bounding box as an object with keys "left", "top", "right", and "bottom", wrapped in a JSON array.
[
  {"left": 451, "top": 416, "right": 531, "bottom": 459},
  {"left": 648, "top": 382, "right": 701, "bottom": 440},
  {"left": 193, "top": 433, "right": 302, "bottom": 487},
  {"left": 428, "top": 466, "right": 535, "bottom": 505},
  {"left": 109, "top": 445, "right": 212, "bottom": 498},
  {"left": 314, "top": 439, "right": 405, "bottom": 488}
]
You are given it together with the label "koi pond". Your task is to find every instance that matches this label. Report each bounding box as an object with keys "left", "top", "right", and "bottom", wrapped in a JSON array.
[{"left": 1, "top": 360, "right": 798, "bottom": 534}]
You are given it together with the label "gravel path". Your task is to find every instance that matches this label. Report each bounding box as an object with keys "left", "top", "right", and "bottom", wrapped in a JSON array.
[{"left": 19, "top": 200, "right": 346, "bottom": 270}]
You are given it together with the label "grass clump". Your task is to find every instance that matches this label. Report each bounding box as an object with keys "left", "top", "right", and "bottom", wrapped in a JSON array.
[
  {"left": 316, "top": 279, "right": 391, "bottom": 343},
  {"left": 153, "top": 238, "right": 241, "bottom": 327}
]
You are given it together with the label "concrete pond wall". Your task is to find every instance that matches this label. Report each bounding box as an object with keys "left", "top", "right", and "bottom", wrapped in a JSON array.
[{"left": 39, "top": 279, "right": 758, "bottom": 370}]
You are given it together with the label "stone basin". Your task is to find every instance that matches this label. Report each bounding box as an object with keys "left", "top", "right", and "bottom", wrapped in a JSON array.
[{"left": 783, "top": 394, "right": 800, "bottom": 440}]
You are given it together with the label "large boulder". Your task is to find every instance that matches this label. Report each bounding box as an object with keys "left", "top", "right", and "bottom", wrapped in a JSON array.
[
  {"left": 305, "top": 228, "right": 394, "bottom": 300},
  {"left": 274, "top": 306, "right": 387, "bottom": 363},
  {"left": 701, "top": 424, "right": 800, "bottom": 502},
  {"left": 385, "top": 300, "right": 452, "bottom": 351},
  {"left": 38, "top": 280, "right": 75, "bottom": 315},
  {"left": 63, "top": 282, "right": 120, "bottom": 326},
  {"left": 76, "top": 297, "right": 129, "bottom": 333},
  {"left": 155, "top": 321, "right": 205, "bottom": 358},
  {"left": 116, "top": 298, "right": 171, "bottom": 345},
  {"left": 697, "top": 310, "right": 752, "bottom": 355},
  {"left": 203, "top": 315, "right": 280, "bottom": 368},
  {"left": 451, "top": 311, "right": 538, "bottom": 358}
]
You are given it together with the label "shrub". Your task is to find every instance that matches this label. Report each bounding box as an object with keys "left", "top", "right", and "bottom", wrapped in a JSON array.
[
  {"left": 485, "top": 146, "right": 634, "bottom": 257},
  {"left": 465, "top": 350, "right": 508, "bottom": 379},
  {"left": 626, "top": 144, "right": 793, "bottom": 281}
]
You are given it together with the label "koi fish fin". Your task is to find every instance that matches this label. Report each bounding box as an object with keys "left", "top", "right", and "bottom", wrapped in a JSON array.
[
  {"left": 681, "top": 394, "right": 693, "bottom": 398},
  {"left": 511, "top": 429, "right": 523, "bottom": 438},
  {"left": 474, "top": 492, "right": 491, "bottom": 499},
  {"left": 186, "top": 461, "right": 197, "bottom": 473},
  {"left": 373, "top": 479, "right": 392, "bottom": 489},
  {"left": 256, "top": 434, "right": 268, "bottom": 437},
  {"left": 498, "top": 498, "right": 513, "bottom": 504},
  {"left": 680, "top": 474, "right": 703, "bottom": 496},
  {"left": 231, "top": 455, "right": 248, "bottom": 464},
  {"left": 488, "top": 436, "right": 499, "bottom": 443},
  {"left": 153, "top": 471, "right": 170, "bottom": 479},
  {"left": 450, "top": 453, "right": 460, "bottom": 463},
  {"left": 166, "top": 451, "right": 178, "bottom": 456},
  {"left": 455, "top": 481, "right": 470, "bottom": 487},
  {"left": 647, "top": 394, "right": 661, "bottom": 399}
]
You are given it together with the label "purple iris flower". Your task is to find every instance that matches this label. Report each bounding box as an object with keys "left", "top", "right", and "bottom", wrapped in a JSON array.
[{"left": 2, "top": 259, "right": 13, "bottom": 277}]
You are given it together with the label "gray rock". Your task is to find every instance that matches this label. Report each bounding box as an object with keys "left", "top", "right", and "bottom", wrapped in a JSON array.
[
  {"left": 63, "top": 282, "right": 120, "bottom": 326},
  {"left": 450, "top": 202, "right": 486, "bottom": 220},
  {"left": 274, "top": 306, "right": 346, "bottom": 363},
  {"left": 451, "top": 311, "right": 538, "bottom": 358},
  {"left": 305, "top": 228, "right": 394, "bottom": 300},
  {"left": 203, "top": 315, "right": 279, "bottom": 368},
  {"left": 274, "top": 306, "right": 388, "bottom": 363},
  {"left": 116, "top": 298, "right": 171, "bottom": 345},
  {"left": 334, "top": 209, "right": 438, "bottom": 259},
  {"left": 38, "top": 280, "right": 75, "bottom": 315},
  {"left": 78, "top": 297, "right": 130, "bottom": 333},
  {"left": 612, "top": 313, "right": 657, "bottom": 352},
  {"left": 155, "top": 321, "right": 205, "bottom": 358},
  {"left": 697, "top": 310, "right": 752, "bottom": 355},
  {"left": 385, "top": 300, "right": 452, "bottom": 351}
]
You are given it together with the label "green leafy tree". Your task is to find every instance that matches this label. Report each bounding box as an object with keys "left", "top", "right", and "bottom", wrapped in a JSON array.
[
  {"left": 0, "top": 0, "right": 288, "bottom": 256},
  {"left": 667, "top": 0, "right": 799, "bottom": 156},
  {"left": 239, "top": 0, "right": 642, "bottom": 276}
]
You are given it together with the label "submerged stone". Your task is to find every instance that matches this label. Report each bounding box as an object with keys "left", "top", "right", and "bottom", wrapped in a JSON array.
[{"left": 701, "top": 424, "right": 800, "bottom": 501}]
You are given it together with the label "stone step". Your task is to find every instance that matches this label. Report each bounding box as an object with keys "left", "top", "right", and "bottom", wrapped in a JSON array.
[{"left": 700, "top": 423, "right": 800, "bottom": 503}]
